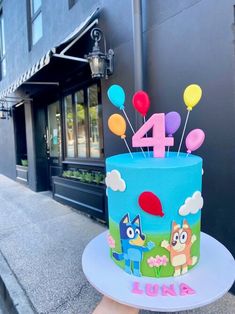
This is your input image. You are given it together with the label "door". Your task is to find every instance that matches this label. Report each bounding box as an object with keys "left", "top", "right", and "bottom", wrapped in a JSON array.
[{"left": 47, "top": 101, "right": 62, "bottom": 188}]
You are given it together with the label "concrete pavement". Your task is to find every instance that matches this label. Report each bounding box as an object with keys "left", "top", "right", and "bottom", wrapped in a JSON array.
[{"left": 0, "top": 174, "right": 234, "bottom": 314}]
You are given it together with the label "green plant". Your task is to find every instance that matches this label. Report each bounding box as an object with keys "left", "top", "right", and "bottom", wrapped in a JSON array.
[
  {"left": 21, "top": 159, "right": 28, "bottom": 167},
  {"left": 94, "top": 172, "right": 104, "bottom": 185},
  {"left": 100, "top": 173, "right": 105, "bottom": 184},
  {"left": 73, "top": 171, "right": 81, "bottom": 179},
  {"left": 62, "top": 171, "right": 69, "bottom": 177},
  {"left": 67, "top": 170, "right": 73, "bottom": 177},
  {"left": 80, "top": 172, "right": 87, "bottom": 182},
  {"left": 85, "top": 172, "right": 93, "bottom": 183},
  {"left": 62, "top": 169, "right": 105, "bottom": 185}
]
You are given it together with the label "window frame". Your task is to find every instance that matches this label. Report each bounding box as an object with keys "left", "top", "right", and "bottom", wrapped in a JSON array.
[
  {"left": 63, "top": 81, "right": 104, "bottom": 164},
  {"left": 0, "top": 6, "right": 6, "bottom": 80},
  {"left": 27, "top": 0, "right": 43, "bottom": 49}
]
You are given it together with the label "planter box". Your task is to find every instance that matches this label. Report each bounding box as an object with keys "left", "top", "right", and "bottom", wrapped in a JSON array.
[
  {"left": 16, "top": 165, "right": 28, "bottom": 184},
  {"left": 52, "top": 176, "right": 107, "bottom": 222}
]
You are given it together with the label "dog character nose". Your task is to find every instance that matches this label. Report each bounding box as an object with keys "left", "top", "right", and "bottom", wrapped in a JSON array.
[
  {"left": 172, "top": 241, "right": 177, "bottom": 246},
  {"left": 140, "top": 234, "right": 145, "bottom": 241}
]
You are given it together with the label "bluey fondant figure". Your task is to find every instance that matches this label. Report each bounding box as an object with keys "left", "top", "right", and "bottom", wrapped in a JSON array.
[{"left": 113, "top": 214, "right": 155, "bottom": 277}]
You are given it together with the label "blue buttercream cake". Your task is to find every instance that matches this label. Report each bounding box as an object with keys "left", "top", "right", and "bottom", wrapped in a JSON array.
[{"left": 105, "top": 152, "right": 203, "bottom": 278}]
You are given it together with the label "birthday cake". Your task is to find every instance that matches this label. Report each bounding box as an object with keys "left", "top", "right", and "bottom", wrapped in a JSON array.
[
  {"left": 105, "top": 84, "right": 204, "bottom": 278},
  {"left": 106, "top": 152, "right": 203, "bottom": 278}
]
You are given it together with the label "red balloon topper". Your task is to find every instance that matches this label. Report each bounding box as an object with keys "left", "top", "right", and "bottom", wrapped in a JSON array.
[
  {"left": 138, "top": 191, "right": 164, "bottom": 217},
  {"left": 132, "top": 91, "right": 150, "bottom": 117}
]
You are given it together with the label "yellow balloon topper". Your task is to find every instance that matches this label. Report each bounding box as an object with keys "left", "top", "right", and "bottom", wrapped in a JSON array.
[
  {"left": 108, "top": 114, "right": 126, "bottom": 139},
  {"left": 183, "top": 84, "right": 202, "bottom": 111}
]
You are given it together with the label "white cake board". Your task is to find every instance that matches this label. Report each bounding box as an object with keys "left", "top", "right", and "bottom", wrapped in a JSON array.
[{"left": 82, "top": 231, "right": 235, "bottom": 312}]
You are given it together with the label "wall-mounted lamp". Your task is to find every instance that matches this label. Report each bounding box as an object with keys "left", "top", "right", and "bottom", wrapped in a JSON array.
[
  {"left": 85, "top": 28, "right": 114, "bottom": 79},
  {"left": 0, "top": 100, "right": 11, "bottom": 119},
  {"left": 53, "top": 26, "right": 114, "bottom": 79}
]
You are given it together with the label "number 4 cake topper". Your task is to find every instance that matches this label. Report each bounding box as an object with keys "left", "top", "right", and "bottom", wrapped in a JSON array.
[{"left": 132, "top": 113, "right": 174, "bottom": 158}]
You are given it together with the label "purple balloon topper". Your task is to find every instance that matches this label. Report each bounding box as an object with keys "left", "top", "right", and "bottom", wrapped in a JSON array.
[{"left": 165, "top": 111, "right": 181, "bottom": 136}]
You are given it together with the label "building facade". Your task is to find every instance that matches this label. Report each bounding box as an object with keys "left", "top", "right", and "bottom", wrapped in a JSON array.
[{"left": 0, "top": 0, "right": 234, "bottom": 257}]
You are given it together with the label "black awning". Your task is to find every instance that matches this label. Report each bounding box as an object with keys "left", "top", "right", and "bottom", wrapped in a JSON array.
[{"left": 0, "top": 8, "right": 99, "bottom": 100}]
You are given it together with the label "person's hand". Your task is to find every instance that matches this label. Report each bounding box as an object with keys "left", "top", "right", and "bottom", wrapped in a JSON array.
[{"left": 93, "top": 296, "right": 139, "bottom": 314}]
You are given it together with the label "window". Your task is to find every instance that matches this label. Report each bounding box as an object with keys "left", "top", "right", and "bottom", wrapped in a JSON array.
[
  {"left": 64, "top": 83, "right": 104, "bottom": 160},
  {"left": 29, "top": 0, "right": 43, "bottom": 46},
  {"left": 0, "top": 8, "right": 6, "bottom": 79}
]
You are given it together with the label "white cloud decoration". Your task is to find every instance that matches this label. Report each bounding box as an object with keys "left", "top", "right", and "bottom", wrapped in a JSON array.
[
  {"left": 105, "top": 170, "right": 126, "bottom": 192},
  {"left": 179, "top": 191, "right": 203, "bottom": 216}
]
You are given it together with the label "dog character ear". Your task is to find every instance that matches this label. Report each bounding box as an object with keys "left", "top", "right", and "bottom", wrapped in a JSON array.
[
  {"left": 172, "top": 221, "right": 180, "bottom": 231},
  {"left": 183, "top": 219, "right": 189, "bottom": 229},
  {"left": 132, "top": 215, "right": 140, "bottom": 227},
  {"left": 121, "top": 213, "right": 130, "bottom": 225}
]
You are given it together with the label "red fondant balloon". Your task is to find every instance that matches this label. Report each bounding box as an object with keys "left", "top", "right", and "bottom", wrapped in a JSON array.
[
  {"left": 138, "top": 191, "right": 164, "bottom": 217},
  {"left": 132, "top": 91, "right": 150, "bottom": 117}
]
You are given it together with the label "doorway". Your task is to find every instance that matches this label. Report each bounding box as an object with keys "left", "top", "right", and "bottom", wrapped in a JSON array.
[{"left": 47, "top": 101, "right": 62, "bottom": 188}]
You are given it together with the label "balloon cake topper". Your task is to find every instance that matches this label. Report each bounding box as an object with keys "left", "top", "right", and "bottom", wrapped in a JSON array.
[{"left": 107, "top": 84, "right": 205, "bottom": 158}]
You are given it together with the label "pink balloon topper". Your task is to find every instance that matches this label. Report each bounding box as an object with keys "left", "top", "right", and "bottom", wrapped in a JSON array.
[
  {"left": 165, "top": 112, "right": 181, "bottom": 137},
  {"left": 132, "top": 91, "right": 150, "bottom": 117},
  {"left": 138, "top": 191, "right": 164, "bottom": 217},
  {"left": 185, "top": 129, "right": 205, "bottom": 154}
]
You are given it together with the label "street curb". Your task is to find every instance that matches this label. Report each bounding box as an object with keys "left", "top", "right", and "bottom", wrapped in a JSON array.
[{"left": 0, "top": 251, "right": 36, "bottom": 314}]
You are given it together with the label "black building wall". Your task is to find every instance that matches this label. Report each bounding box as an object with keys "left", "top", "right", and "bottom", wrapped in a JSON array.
[
  {"left": 0, "top": 118, "right": 16, "bottom": 179},
  {"left": 142, "top": 0, "right": 235, "bottom": 256}
]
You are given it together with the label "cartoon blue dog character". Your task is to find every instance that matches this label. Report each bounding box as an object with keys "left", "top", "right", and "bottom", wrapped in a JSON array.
[{"left": 113, "top": 213, "right": 155, "bottom": 277}]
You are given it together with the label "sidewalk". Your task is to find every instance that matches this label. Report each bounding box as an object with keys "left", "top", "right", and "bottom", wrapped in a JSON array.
[{"left": 0, "top": 175, "right": 234, "bottom": 314}]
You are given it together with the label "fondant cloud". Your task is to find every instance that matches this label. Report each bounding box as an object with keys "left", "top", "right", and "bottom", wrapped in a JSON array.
[
  {"left": 179, "top": 191, "right": 203, "bottom": 216},
  {"left": 105, "top": 170, "right": 126, "bottom": 192}
]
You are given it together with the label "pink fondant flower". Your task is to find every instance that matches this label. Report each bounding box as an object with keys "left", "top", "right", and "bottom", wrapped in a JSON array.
[
  {"left": 155, "top": 255, "right": 162, "bottom": 267},
  {"left": 107, "top": 233, "right": 115, "bottom": 248},
  {"left": 161, "top": 255, "right": 169, "bottom": 266},
  {"left": 147, "top": 256, "right": 156, "bottom": 268}
]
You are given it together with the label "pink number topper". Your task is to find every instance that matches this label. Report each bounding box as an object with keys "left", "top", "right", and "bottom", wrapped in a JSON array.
[{"left": 132, "top": 113, "right": 174, "bottom": 158}]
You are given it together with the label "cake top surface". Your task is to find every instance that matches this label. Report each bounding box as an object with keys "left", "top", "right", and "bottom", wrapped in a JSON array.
[{"left": 106, "top": 152, "right": 202, "bottom": 169}]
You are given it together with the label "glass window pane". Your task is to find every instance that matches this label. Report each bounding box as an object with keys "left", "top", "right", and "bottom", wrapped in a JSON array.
[
  {"left": 32, "top": 12, "right": 43, "bottom": 45},
  {"left": 48, "top": 102, "right": 61, "bottom": 158},
  {"left": 75, "top": 90, "right": 87, "bottom": 158},
  {"left": 31, "top": 0, "right": 41, "bottom": 15},
  {"left": 65, "top": 95, "right": 75, "bottom": 157},
  {"left": 88, "top": 85, "right": 103, "bottom": 158}
]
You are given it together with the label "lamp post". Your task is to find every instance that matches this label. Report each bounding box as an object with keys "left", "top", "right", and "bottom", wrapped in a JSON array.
[{"left": 86, "top": 28, "right": 114, "bottom": 79}]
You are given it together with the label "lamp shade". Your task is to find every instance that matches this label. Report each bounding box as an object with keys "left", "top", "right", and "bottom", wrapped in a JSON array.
[{"left": 88, "top": 54, "right": 106, "bottom": 78}]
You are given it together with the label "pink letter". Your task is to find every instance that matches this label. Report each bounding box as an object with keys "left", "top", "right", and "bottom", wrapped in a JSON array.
[
  {"left": 145, "top": 283, "right": 159, "bottom": 297},
  {"left": 162, "top": 284, "right": 177, "bottom": 296},
  {"left": 179, "top": 283, "right": 196, "bottom": 296},
  {"left": 131, "top": 281, "right": 144, "bottom": 295}
]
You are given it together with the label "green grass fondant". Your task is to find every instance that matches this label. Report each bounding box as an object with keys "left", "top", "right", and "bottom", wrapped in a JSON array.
[{"left": 109, "top": 219, "right": 201, "bottom": 278}]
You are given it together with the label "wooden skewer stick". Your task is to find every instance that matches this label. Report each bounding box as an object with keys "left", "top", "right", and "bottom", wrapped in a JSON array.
[
  {"left": 177, "top": 110, "right": 190, "bottom": 156},
  {"left": 122, "top": 136, "right": 133, "bottom": 159},
  {"left": 122, "top": 109, "right": 146, "bottom": 158}
]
